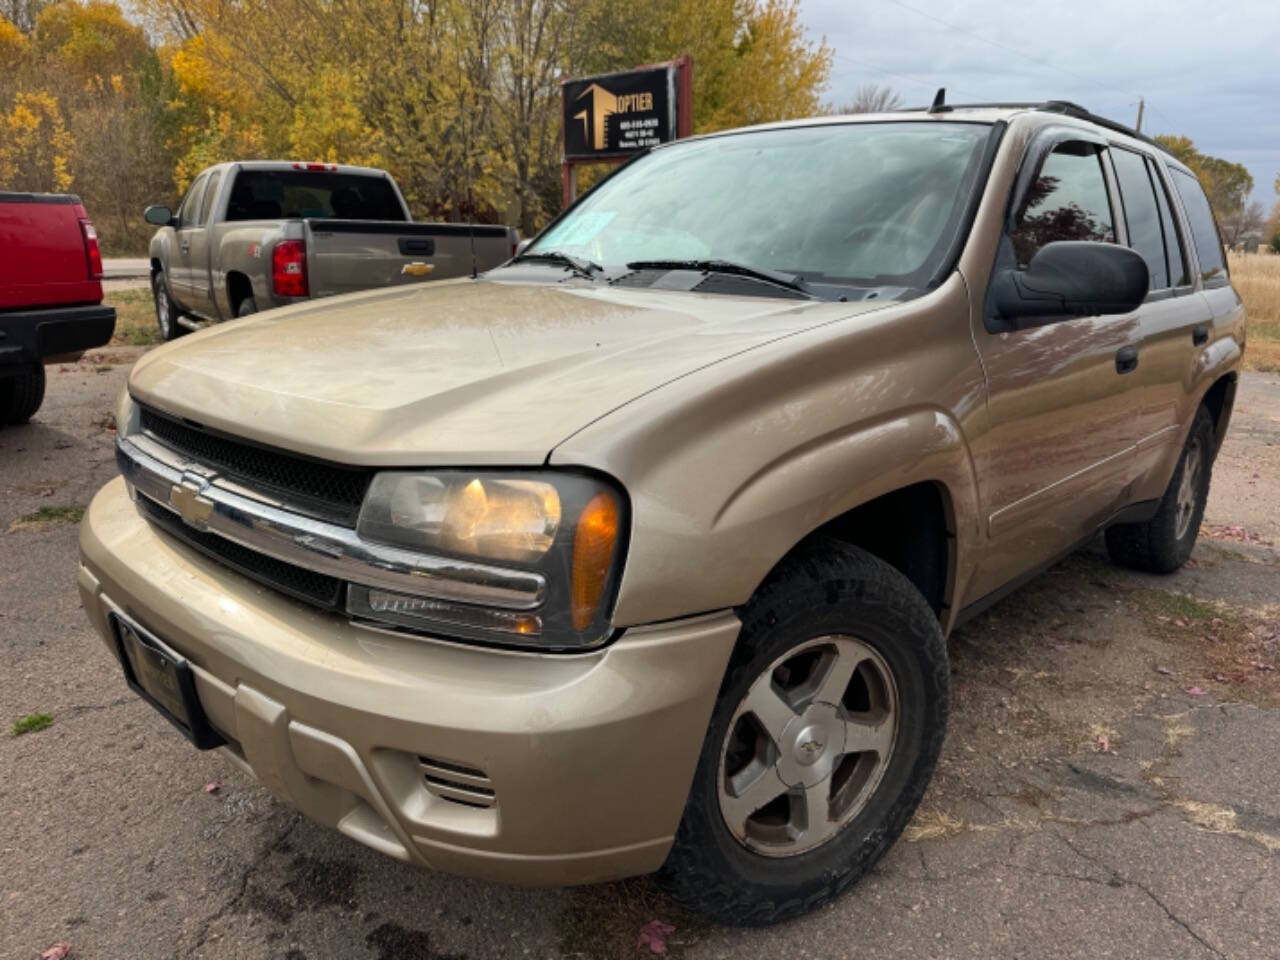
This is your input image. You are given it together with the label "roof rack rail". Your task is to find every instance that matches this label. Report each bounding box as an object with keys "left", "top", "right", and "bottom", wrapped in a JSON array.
[{"left": 900, "top": 97, "right": 1172, "bottom": 156}]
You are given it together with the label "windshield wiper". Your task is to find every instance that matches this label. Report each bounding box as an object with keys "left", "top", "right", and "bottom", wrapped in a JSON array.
[
  {"left": 513, "top": 249, "right": 601, "bottom": 281},
  {"left": 624, "top": 259, "right": 814, "bottom": 297}
]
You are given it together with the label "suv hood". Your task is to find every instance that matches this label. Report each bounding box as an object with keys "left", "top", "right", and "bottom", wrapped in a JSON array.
[{"left": 129, "top": 278, "right": 881, "bottom": 465}]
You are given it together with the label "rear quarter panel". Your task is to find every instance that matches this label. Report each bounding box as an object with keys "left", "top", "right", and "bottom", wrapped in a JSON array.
[
  {"left": 551, "top": 274, "right": 987, "bottom": 629},
  {"left": 212, "top": 220, "right": 297, "bottom": 316}
]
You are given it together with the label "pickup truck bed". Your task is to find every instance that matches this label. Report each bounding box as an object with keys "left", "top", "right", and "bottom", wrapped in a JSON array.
[
  {"left": 146, "top": 162, "right": 517, "bottom": 335},
  {"left": 1, "top": 191, "right": 116, "bottom": 424}
]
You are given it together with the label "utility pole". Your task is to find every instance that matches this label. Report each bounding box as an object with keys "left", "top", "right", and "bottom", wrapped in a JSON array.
[{"left": 1135, "top": 97, "right": 1144, "bottom": 133}]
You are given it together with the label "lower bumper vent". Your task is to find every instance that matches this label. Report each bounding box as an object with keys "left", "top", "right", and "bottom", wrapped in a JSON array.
[{"left": 418, "top": 755, "right": 496, "bottom": 809}]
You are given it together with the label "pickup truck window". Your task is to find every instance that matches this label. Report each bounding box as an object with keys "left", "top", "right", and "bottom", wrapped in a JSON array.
[
  {"left": 527, "top": 122, "right": 992, "bottom": 289},
  {"left": 1170, "top": 167, "right": 1227, "bottom": 285},
  {"left": 177, "top": 174, "right": 207, "bottom": 226},
  {"left": 225, "top": 170, "right": 406, "bottom": 222},
  {"left": 1010, "top": 142, "right": 1114, "bottom": 267},
  {"left": 197, "top": 171, "right": 222, "bottom": 226}
]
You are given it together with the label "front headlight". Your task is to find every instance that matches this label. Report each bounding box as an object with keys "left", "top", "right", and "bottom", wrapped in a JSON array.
[{"left": 351, "top": 471, "right": 627, "bottom": 650}]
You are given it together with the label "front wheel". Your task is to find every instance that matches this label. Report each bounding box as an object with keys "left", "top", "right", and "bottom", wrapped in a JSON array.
[
  {"left": 153, "top": 271, "right": 185, "bottom": 341},
  {"left": 657, "top": 540, "right": 949, "bottom": 926}
]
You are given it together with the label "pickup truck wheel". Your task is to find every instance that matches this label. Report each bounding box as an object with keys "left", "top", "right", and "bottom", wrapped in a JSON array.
[
  {"left": 1105, "top": 406, "right": 1215, "bottom": 574},
  {"left": 236, "top": 296, "right": 258, "bottom": 318},
  {"left": 0, "top": 366, "right": 47, "bottom": 425},
  {"left": 657, "top": 539, "right": 948, "bottom": 926},
  {"left": 153, "top": 272, "right": 185, "bottom": 341}
]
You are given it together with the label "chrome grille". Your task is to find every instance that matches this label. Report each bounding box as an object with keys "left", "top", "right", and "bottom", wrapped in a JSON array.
[
  {"left": 139, "top": 406, "right": 371, "bottom": 525},
  {"left": 138, "top": 495, "right": 344, "bottom": 609}
]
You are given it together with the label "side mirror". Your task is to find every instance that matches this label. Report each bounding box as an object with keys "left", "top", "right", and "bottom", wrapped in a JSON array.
[
  {"left": 144, "top": 205, "right": 174, "bottom": 227},
  {"left": 989, "top": 241, "right": 1148, "bottom": 328}
]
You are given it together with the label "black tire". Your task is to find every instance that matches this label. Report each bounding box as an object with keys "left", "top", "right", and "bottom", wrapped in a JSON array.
[
  {"left": 657, "top": 539, "right": 949, "bottom": 926},
  {"left": 1105, "top": 406, "right": 1215, "bottom": 574},
  {"left": 1, "top": 366, "right": 47, "bottom": 425},
  {"left": 153, "top": 271, "right": 185, "bottom": 341},
  {"left": 236, "top": 296, "right": 258, "bottom": 318}
]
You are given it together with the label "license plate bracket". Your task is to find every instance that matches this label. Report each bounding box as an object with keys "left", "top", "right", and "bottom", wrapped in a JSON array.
[{"left": 111, "top": 612, "right": 225, "bottom": 750}]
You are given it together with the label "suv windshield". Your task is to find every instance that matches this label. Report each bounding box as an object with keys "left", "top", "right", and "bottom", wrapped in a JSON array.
[{"left": 526, "top": 121, "right": 992, "bottom": 290}]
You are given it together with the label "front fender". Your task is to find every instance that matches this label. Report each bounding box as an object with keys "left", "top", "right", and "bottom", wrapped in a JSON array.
[{"left": 552, "top": 274, "right": 986, "bottom": 630}]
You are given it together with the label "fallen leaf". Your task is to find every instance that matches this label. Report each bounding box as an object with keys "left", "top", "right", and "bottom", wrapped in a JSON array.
[
  {"left": 638, "top": 919, "right": 675, "bottom": 955},
  {"left": 1155, "top": 665, "right": 1174, "bottom": 676},
  {"left": 203, "top": 781, "right": 220, "bottom": 794},
  {"left": 41, "top": 944, "right": 72, "bottom": 960},
  {"left": 1093, "top": 735, "right": 1111, "bottom": 753},
  {"left": 1185, "top": 686, "right": 1207, "bottom": 697}
]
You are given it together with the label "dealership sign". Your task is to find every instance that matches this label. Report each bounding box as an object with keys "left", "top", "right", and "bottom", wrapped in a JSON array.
[{"left": 562, "top": 66, "right": 680, "bottom": 160}]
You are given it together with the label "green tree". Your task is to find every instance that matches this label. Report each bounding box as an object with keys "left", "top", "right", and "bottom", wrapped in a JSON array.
[{"left": 1154, "top": 133, "right": 1254, "bottom": 227}]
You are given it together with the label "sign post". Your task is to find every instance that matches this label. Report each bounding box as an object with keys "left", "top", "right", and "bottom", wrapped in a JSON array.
[{"left": 560, "top": 55, "right": 693, "bottom": 208}]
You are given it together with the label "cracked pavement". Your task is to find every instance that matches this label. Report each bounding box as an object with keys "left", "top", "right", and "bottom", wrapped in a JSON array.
[{"left": 2, "top": 352, "right": 1278, "bottom": 959}]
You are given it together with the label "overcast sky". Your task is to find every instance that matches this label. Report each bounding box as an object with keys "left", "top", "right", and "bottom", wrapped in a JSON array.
[{"left": 803, "top": 0, "right": 1280, "bottom": 209}]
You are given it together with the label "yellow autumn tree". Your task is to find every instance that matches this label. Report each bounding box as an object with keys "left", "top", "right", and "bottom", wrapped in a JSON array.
[
  {"left": 0, "top": 90, "right": 74, "bottom": 191},
  {"left": 0, "top": 15, "right": 27, "bottom": 74},
  {"left": 33, "top": 0, "right": 149, "bottom": 80}
]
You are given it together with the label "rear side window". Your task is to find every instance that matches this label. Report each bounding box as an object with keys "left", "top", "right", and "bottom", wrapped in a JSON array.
[
  {"left": 1011, "top": 142, "right": 1115, "bottom": 267},
  {"left": 1170, "top": 168, "right": 1227, "bottom": 284},
  {"left": 1111, "top": 148, "right": 1168, "bottom": 290},
  {"left": 1149, "top": 158, "right": 1190, "bottom": 287},
  {"left": 225, "top": 171, "right": 406, "bottom": 222},
  {"left": 197, "top": 171, "right": 221, "bottom": 226}
]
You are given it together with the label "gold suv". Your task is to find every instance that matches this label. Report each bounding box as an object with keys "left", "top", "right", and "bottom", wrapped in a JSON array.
[{"left": 79, "top": 100, "right": 1243, "bottom": 925}]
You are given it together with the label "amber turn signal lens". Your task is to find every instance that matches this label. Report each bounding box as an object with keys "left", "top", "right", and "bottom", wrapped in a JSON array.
[{"left": 571, "top": 492, "right": 620, "bottom": 632}]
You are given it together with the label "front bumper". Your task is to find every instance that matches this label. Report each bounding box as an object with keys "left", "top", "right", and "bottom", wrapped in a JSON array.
[
  {"left": 79, "top": 477, "right": 739, "bottom": 885},
  {"left": 0, "top": 302, "right": 116, "bottom": 374}
]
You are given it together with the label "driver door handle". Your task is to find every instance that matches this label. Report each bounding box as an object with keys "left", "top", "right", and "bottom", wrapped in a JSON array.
[
  {"left": 1115, "top": 345, "right": 1139, "bottom": 374},
  {"left": 1192, "top": 323, "right": 1209, "bottom": 346}
]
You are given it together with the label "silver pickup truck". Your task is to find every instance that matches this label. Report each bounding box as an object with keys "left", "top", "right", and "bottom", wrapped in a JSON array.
[{"left": 143, "top": 161, "right": 517, "bottom": 339}]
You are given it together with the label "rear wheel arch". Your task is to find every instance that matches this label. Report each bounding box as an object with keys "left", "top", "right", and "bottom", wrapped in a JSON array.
[
  {"left": 226, "top": 271, "right": 254, "bottom": 317},
  {"left": 1199, "top": 372, "right": 1237, "bottom": 454}
]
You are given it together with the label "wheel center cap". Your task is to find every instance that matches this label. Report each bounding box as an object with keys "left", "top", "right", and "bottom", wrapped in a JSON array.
[
  {"left": 793, "top": 725, "right": 827, "bottom": 765},
  {"left": 776, "top": 702, "right": 845, "bottom": 788}
]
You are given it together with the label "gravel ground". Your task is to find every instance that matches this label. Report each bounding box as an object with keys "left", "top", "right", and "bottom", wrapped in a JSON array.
[{"left": 2, "top": 353, "right": 1277, "bottom": 960}]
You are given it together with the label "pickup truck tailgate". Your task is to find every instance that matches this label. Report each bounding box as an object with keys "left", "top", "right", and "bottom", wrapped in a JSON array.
[{"left": 304, "top": 221, "right": 514, "bottom": 297}]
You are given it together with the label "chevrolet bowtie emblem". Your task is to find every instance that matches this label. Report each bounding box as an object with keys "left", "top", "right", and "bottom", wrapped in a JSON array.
[
  {"left": 170, "top": 481, "right": 214, "bottom": 531},
  {"left": 401, "top": 261, "right": 434, "bottom": 277}
]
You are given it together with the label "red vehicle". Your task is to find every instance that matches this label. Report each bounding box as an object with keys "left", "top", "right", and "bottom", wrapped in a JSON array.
[{"left": 0, "top": 191, "right": 116, "bottom": 425}]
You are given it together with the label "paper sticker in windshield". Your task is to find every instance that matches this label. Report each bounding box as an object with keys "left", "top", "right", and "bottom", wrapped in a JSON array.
[{"left": 540, "top": 211, "right": 616, "bottom": 249}]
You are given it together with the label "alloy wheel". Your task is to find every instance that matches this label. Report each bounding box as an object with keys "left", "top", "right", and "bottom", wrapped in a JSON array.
[
  {"left": 155, "top": 282, "right": 171, "bottom": 337},
  {"left": 717, "top": 635, "right": 899, "bottom": 857},
  {"left": 1174, "top": 437, "right": 1203, "bottom": 540}
]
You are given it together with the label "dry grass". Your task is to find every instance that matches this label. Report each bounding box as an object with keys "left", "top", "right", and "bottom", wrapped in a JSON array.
[
  {"left": 1229, "top": 252, "right": 1280, "bottom": 372},
  {"left": 107, "top": 287, "right": 161, "bottom": 347}
]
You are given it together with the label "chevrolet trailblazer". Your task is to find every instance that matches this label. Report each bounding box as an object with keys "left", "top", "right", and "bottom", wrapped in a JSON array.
[{"left": 80, "top": 100, "right": 1242, "bottom": 925}]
